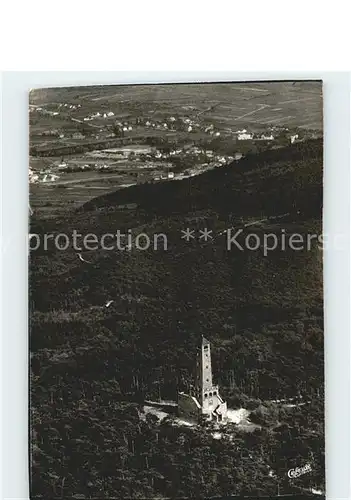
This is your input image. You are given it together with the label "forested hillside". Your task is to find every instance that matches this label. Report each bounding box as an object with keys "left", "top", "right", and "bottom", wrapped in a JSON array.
[{"left": 30, "top": 139, "right": 324, "bottom": 498}]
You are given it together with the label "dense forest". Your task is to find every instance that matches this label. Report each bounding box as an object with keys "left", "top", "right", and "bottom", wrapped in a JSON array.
[{"left": 30, "top": 139, "right": 324, "bottom": 498}]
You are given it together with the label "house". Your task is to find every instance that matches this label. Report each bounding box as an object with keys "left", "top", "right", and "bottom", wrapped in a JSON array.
[
  {"left": 290, "top": 134, "right": 299, "bottom": 144},
  {"left": 192, "top": 147, "right": 202, "bottom": 154},
  {"left": 178, "top": 337, "right": 227, "bottom": 423},
  {"left": 205, "top": 125, "right": 214, "bottom": 133},
  {"left": 237, "top": 129, "right": 253, "bottom": 140},
  {"left": 29, "top": 168, "right": 39, "bottom": 183},
  {"left": 107, "top": 111, "right": 114, "bottom": 117},
  {"left": 259, "top": 133, "right": 274, "bottom": 140},
  {"left": 188, "top": 126, "right": 193, "bottom": 132},
  {"left": 41, "top": 173, "right": 60, "bottom": 183},
  {"left": 72, "top": 132, "right": 85, "bottom": 140}
]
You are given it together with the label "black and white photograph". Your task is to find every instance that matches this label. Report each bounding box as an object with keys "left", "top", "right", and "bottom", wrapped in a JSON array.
[{"left": 29, "top": 81, "right": 324, "bottom": 499}]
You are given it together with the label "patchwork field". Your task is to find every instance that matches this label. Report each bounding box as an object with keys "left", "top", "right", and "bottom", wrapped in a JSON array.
[{"left": 30, "top": 81, "right": 323, "bottom": 131}]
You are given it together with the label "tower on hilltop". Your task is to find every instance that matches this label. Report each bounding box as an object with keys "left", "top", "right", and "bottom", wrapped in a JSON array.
[{"left": 178, "top": 336, "right": 227, "bottom": 422}]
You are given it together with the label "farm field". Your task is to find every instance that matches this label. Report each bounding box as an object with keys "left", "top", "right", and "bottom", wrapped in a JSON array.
[{"left": 30, "top": 175, "right": 136, "bottom": 216}]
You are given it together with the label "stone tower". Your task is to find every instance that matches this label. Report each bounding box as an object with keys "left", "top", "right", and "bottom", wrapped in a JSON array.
[
  {"left": 178, "top": 336, "right": 227, "bottom": 422},
  {"left": 195, "top": 336, "right": 214, "bottom": 403}
]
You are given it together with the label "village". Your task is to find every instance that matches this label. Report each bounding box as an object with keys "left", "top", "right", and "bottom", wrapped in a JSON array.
[
  {"left": 29, "top": 101, "right": 304, "bottom": 142},
  {"left": 29, "top": 144, "right": 245, "bottom": 185},
  {"left": 29, "top": 100, "right": 311, "bottom": 187}
]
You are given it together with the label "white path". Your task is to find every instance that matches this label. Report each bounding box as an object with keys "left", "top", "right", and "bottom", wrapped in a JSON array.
[{"left": 234, "top": 105, "right": 269, "bottom": 122}]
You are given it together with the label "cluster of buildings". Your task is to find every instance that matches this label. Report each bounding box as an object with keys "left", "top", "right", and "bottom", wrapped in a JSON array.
[
  {"left": 83, "top": 111, "right": 116, "bottom": 121},
  {"left": 57, "top": 161, "right": 110, "bottom": 172},
  {"left": 58, "top": 103, "right": 81, "bottom": 110},
  {"left": 136, "top": 115, "right": 221, "bottom": 136},
  {"left": 152, "top": 145, "right": 233, "bottom": 164},
  {"left": 29, "top": 167, "right": 60, "bottom": 184},
  {"left": 29, "top": 106, "right": 59, "bottom": 117},
  {"left": 86, "top": 145, "right": 152, "bottom": 161},
  {"left": 89, "top": 145, "right": 227, "bottom": 163},
  {"left": 152, "top": 148, "right": 243, "bottom": 183},
  {"left": 153, "top": 171, "right": 175, "bottom": 181},
  {"left": 78, "top": 143, "right": 243, "bottom": 184},
  {"left": 235, "top": 128, "right": 278, "bottom": 141},
  {"left": 29, "top": 168, "right": 39, "bottom": 183},
  {"left": 113, "top": 121, "right": 134, "bottom": 133},
  {"left": 30, "top": 102, "right": 308, "bottom": 192},
  {"left": 31, "top": 102, "right": 309, "bottom": 149},
  {"left": 234, "top": 127, "right": 301, "bottom": 144},
  {"left": 236, "top": 129, "right": 253, "bottom": 141},
  {"left": 30, "top": 102, "right": 81, "bottom": 113},
  {"left": 29, "top": 159, "right": 111, "bottom": 182},
  {"left": 40, "top": 129, "right": 85, "bottom": 140}
]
